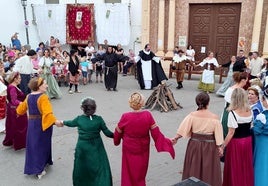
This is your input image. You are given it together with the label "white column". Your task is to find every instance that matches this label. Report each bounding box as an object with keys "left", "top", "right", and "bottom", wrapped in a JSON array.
[
  {"left": 141, "top": 0, "right": 150, "bottom": 49},
  {"left": 165, "top": 0, "right": 175, "bottom": 57},
  {"left": 156, "top": 0, "right": 165, "bottom": 56},
  {"left": 263, "top": 12, "right": 268, "bottom": 57},
  {"left": 251, "top": 0, "right": 264, "bottom": 51}
]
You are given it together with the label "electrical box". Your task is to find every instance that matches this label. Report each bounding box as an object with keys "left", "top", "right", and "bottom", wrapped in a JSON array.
[
  {"left": 105, "top": 0, "right": 121, "bottom": 3},
  {"left": 46, "top": 0, "right": 59, "bottom": 4}
]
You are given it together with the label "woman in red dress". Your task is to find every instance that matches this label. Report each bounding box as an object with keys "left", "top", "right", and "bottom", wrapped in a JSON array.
[
  {"left": 114, "top": 92, "right": 174, "bottom": 186},
  {"left": 222, "top": 88, "right": 253, "bottom": 186},
  {"left": 3, "top": 72, "right": 28, "bottom": 150}
]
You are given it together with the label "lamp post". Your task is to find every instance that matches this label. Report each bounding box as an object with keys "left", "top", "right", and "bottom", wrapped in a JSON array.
[{"left": 21, "top": 0, "right": 29, "bottom": 44}]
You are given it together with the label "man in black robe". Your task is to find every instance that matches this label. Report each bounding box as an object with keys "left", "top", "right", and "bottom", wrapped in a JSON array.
[
  {"left": 92, "top": 46, "right": 128, "bottom": 91},
  {"left": 135, "top": 44, "right": 168, "bottom": 89}
]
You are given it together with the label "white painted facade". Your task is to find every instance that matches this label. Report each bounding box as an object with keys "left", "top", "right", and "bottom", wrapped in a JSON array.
[{"left": 0, "top": 0, "right": 142, "bottom": 53}]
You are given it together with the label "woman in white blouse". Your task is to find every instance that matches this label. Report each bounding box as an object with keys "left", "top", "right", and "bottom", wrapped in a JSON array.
[
  {"left": 222, "top": 88, "right": 253, "bottom": 186},
  {"left": 186, "top": 44, "right": 195, "bottom": 61},
  {"left": 197, "top": 51, "right": 219, "bottom": 93}
]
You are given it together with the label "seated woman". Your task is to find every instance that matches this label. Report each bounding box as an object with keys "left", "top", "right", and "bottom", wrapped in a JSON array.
[{"left": 185, "top": 44, "right": 195, "bottom": 61}]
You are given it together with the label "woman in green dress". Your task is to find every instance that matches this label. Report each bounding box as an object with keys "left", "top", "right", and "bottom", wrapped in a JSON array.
[
  {"left": 39, "top": 49, "right": 62, "bottom": 99},
  {"left": 57, "top": 97, "right": 114, "bottom": 186}
]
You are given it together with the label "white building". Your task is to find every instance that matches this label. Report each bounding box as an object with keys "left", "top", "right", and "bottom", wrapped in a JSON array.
[{"left": 0, "top": 0, "right": 142, "bottom": 53}]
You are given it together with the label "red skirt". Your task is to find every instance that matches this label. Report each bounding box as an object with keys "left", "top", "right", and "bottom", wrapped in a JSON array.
[
  {"left": 0, "top": 96, "right": 6, "bottom": 119},
  {"left": 223, "top": 136, "right": 254, "bottom": 186}
]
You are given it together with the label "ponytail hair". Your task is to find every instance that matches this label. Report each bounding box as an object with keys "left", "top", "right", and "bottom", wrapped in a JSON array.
[{"left": 195, "top": 92, "right": 210, "bottom": 110}]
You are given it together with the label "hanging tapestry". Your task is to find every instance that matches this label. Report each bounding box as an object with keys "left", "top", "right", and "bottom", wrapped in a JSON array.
[
  {"left": 34, "top": 4, "right": 66, "bottom": 44},
  {"left": 66, "top": 4, "right": 95, "bottom": 45},
  {"left": 95, "top": 4, "right": 130, "bottom": 46}
]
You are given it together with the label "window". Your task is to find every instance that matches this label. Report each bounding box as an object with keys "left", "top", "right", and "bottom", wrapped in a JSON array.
[{"left": 46, "top": 0, "right": 59, "bottom": 4}]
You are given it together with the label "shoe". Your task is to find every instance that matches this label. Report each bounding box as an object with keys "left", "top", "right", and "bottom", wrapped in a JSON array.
[
  {"left": 37, "top": 170, "right": 46, "bottom": 179},
  {"left": 122, "top": 74, "right": 127, "bottom": 76},
  {"left": 176, "top": 85, "right": 182, "bottom": 89},
  {"left": 176, "top": 83, "right": 182, "bottom": 89},
  {"left": 100, "top": 80, "right": 103, "bottom": 83},
  {"left": 107, "top": 88, "right": 111, "bottom": 91},
  {"left": 113, "top": 88, "right": 118, "bottom": 91},
  {"left": 96, "top": 80, "right": 98, "bottom": 83},
  {"left": 75, "top": 90, "right": 82, "bottom": 93},
  {"left": 68, "top": 90, "right": 73, "bottom": 94}
]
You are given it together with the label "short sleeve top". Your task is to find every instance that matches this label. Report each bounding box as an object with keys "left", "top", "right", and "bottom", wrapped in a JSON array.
[{"left": 227, "top": 110, "right": 252, "bottom": 128}]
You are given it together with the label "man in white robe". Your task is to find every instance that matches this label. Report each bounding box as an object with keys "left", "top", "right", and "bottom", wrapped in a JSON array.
[{"left": 135, "top": 44, "right": 167, "bottom": 90}]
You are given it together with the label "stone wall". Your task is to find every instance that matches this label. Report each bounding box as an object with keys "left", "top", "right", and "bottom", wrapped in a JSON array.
[
  {"left": 174, "top": 0, "right": 256, "bottom": 54},
  {"left": 148, "top": 0, "right": 261, "bottom": 55},
  {"left": 149, "top": 0, "right": 159, "bottom": 52},
  {"left": 259, "top": 0, "right": 268, "bottom": 55}
]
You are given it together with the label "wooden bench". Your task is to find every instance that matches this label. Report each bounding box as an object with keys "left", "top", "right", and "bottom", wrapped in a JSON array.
[{"left": 169, "top": 62, "right": 228, "bottom": 83}]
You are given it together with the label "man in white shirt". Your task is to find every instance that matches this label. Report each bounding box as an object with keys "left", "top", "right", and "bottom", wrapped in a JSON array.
[
  {"left": 84, "top": 41, "right": 96, "bottom": 58},
  {"left": 250, "top": 51, "right": 263, "bottom": 79},
  {"left": 13, "top": 49, "right": 39, "bottom": 94}
]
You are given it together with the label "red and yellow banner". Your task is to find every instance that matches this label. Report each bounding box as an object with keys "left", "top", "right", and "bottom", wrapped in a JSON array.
[{"left": 66, "top": 4, "right": 95, "bottom": 45}]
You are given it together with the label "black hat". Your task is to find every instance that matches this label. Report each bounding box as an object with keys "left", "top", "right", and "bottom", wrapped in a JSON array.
[
  {"left": 178, "top": 50, "right": 184, "bottom": 53},
  {"left": 27, "top": 49, "right": 37, "bottom": 56}
]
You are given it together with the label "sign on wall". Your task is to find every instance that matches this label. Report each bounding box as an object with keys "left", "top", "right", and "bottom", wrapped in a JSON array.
[{"left": 178, "top": 36, "right": 187, "bottom": 47}]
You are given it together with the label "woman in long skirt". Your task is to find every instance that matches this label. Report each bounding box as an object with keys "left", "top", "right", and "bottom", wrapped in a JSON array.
[
  {"left": 172, "top": 92, "right": 224, "bottom": 186},
  {"left": 58, "top": 97, "right": 114, "bottom": 186},
  {"left": 222, "top": 88, "right": 254, "bottom": 186},
  {"left": 3, "top": 72, "right": 28, "bottom": 150},
  {"left": 197, "top": 51, "right": 219, "bottom": 93},
  {"left": 114, "top": 92, "right": 174, "bottom": 186},
  {"left": 39, "top": 49, "right": 62, "bottom": 99},
  {"left": 17, "top": 77, "right": 58, "bottom": 179}
]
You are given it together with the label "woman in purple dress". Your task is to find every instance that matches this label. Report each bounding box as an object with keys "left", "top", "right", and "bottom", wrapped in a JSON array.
[
  {"left": 16, "top": 77, "right": 57, "bottom": 179},
  {"left": 3, "top": 72, "right": 28, "bottom": 150}
]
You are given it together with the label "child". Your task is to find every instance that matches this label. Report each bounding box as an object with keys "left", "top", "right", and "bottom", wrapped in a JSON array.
[
  {"left": 80, "top": 57, "right": 90, "bottom": 85},
  {"left": 87, "top": 53, "right": 94, "bottom": 83},
  {"left": 95, "top": 60, "right": 103, "bottom": 83},
  {"left": 56, "top": 97, "right": 113, "bottom": 186},
  {"left": 52, "top": 61, "right": 65, "bottom": 87}
]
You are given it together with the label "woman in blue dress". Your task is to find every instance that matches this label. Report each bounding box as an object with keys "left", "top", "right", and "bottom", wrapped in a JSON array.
[
  {"left": 216, "top": 56, "right": 235, "bottom": 96},
  {"left": 253, "top": 104, "right": 268, "bottom": 186}
]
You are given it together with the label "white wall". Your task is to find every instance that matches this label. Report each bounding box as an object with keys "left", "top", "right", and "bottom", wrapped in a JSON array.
[{"left": 0, "top": 0, "right": 141, "bottom": 53}]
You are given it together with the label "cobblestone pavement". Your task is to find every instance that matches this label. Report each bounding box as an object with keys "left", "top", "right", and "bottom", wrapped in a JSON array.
[{"left": 0, "top": 72, "right": 225, "bottom": 186}]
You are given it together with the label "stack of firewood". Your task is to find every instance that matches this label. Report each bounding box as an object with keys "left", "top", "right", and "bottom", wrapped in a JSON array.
[{"left": 145, "top": 84, "right": 182, "bottom": 112}]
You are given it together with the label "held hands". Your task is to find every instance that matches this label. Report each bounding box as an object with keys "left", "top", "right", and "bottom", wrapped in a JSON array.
[
  {"left": 218, "top": 145, "right": 225, "bottom": 157},
  {"left": 171, "top": 138, "right": 178, "bottom": 145},
  {"left": 55, "top": 120, "right": 64, "bottom": 127}
]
